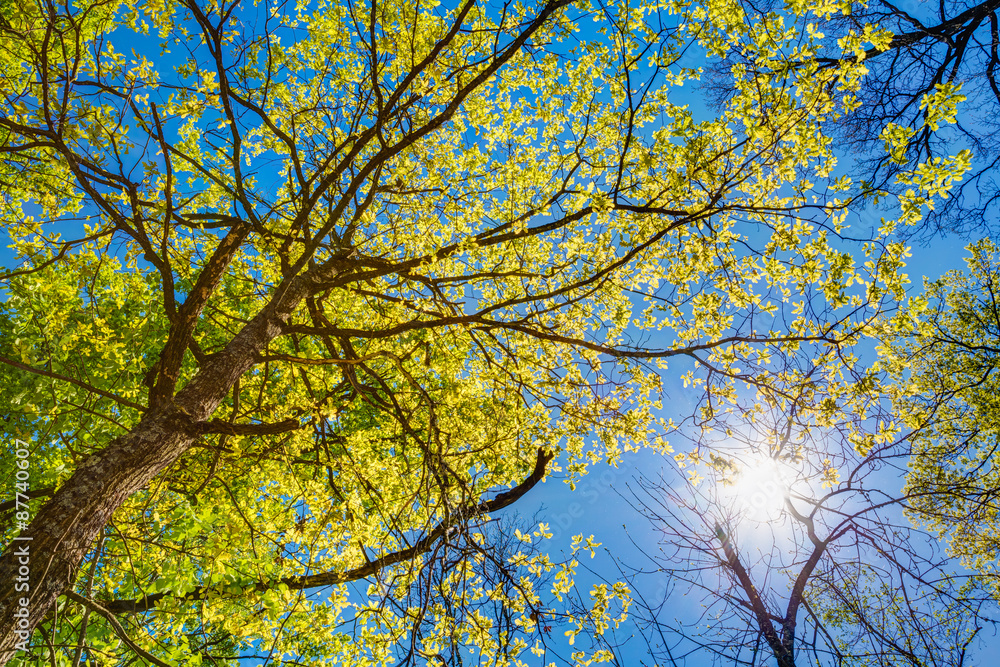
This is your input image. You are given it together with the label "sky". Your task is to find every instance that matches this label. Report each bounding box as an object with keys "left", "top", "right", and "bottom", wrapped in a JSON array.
[
  {"left": 506, "top": 195, "right": 1000, "bottom": 666},
  {"left": 485, "top": 12, "right": 1000, "bottom": 660},
  {"left": 2, "top": 1, "right": 999, "bottom": 665}
]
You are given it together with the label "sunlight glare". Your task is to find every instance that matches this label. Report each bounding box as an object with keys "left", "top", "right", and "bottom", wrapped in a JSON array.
[{"left": 732, "top": 457, "right": 788, "bottom": 521}]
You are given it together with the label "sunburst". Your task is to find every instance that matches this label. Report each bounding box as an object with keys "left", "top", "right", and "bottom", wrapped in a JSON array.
[{"left": 731, "top": 457, "right": 789, "bottom": 520}]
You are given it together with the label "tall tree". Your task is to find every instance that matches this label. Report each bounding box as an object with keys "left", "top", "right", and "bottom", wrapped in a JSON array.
[
  {"left": 616, "top": 350, "right": 994, "bottom": 666},
  {"left": 882, "top": 238, "right": 1000, "bottom": 603},
  {"left": 0, "top": 0, "right": 965, "bottom": 664}
]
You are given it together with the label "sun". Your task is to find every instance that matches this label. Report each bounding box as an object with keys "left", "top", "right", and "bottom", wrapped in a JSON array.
[{"left": 731, "top": 457, "right": 789, "bottom": 520}]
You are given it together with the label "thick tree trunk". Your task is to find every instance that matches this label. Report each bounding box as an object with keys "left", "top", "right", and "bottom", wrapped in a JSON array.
[
  {"left": 775, "top": 652, "right": 796, "bottom": 667},
  {"left": 0, "top": 407, "right": 203, "bottom": 663},
  {"left": 0, "top": 263, "right": 338, "bottom": 664}
]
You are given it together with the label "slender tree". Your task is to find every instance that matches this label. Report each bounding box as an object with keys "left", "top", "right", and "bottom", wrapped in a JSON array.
[{"left": 617, "top": 345, "right": 995, "bottom": 666}]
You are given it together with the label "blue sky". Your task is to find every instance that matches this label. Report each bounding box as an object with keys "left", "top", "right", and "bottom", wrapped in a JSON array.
[{"left": 3, "top": 1, "right": 999, "bottom": 664}]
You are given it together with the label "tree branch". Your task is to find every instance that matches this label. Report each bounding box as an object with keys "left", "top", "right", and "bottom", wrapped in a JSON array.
[
  {"left": 63, "top": 593, "right": 176, "bottom": 667},
  {"left": 102, "top": 448, "right": 553, "bottom": 614},
  {"left": 0, "top": 354, "right": 146, "bottom": 412}
]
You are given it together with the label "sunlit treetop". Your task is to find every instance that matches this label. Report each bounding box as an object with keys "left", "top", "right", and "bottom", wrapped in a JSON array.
[
  {"left": 0, "top": 0, "right": 972, "bottom": 664},
  {"left": 881, "top": 239, "right": 1000, "bottom": 600}
]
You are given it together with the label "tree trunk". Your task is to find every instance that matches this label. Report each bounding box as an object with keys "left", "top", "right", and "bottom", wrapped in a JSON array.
[{"left": 0, "top": 263, "right": 337, "bottom": 664}]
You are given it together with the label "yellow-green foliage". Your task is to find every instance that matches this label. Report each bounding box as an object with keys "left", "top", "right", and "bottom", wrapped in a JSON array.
[
  {"left": 882, "top": 239, "right": 1000, "bottom": 599},
  {"left": 0, "top": 0, "right": 971, "bottom": 664}
]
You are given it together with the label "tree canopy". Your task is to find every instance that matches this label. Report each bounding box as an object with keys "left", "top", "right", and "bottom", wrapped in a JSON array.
[
  {"left": 883, "top": 239, "right": 1000, "bottom": 603},
  {"left": 705, "top": 0, "right": 1000, "bottom": 239},
  {"left": 0, "top": 0, "right": 980, "bottom": 665},
  {"left": 824, "top": 0, "right": 1000, "bottom": 239}
]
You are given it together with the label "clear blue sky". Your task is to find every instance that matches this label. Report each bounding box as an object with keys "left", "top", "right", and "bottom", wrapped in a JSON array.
[{"left": 2, "top": 3, "right": 997, "bottom": 665}]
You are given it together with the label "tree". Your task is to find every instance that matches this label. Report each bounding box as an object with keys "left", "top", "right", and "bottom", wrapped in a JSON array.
[
  {"left": 615, "top": 349, "right": 995, "bottom": 666},
  {"left": 0, "top": 0, "right": 965, "bottom": 664},
  {"left": 882, "top": 238, "right": 1000, "bottom": 603},
  {"left": 823, "top": 0, "right": 1000, "bottom": 239},
  {"left": 706, "top": 0, "right": 997, "bottom": 239}
]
